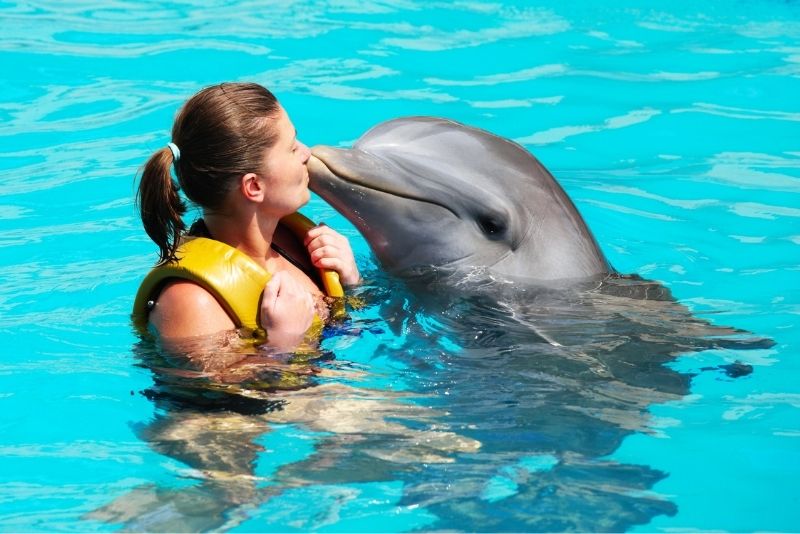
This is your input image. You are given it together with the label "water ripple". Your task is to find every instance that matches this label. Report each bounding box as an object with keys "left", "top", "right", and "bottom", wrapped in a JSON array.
[
  {"left": 467, "top": 96, "right": 563, "bottom": 109},
  {"left": 0, "top": 301, "right": 129, "bottom": 331},
  {"left": 516, "top": 108, "right": 662, "bottom": 146},
  {"left": 0, "top": 441, "right": 148, "bottom": 462},
  {"left": 580, "top": 199, "right": 677, "bottom": 222},
  {"left": 584, "top": 185, "right": 718, "bottom": 210},
  {"left": 426, "top": 64, "right": 721, "bottom": 87},
  {"left": 0, "top": 256, "right": 148, "bottom": 302},
  {"left": 0, "top": 1, "right": 331, "bottom": 56},
  {"left": 0, "top": 80, "right": 189, "bottom": 135},
  {"left": 722, "top": 393, "right": 800, "bottom": 422},
  {"left": 636, "top": 13, "right": 707, "bottom": 34},
  {"left": 0, "top": 205, "right": 32, "bottom": 219},
  {"left": 0, "top": 133, "right": 157, "bottom": 196},
  {"left": 2, "top": 33, "right": 272, "bottom": 58},
  {"left": 736, "top": 21, "right": 800, "bottom": 39},
  {"left": 380, "top": 7, "right": 570, "bottom": 51},
  {"left": 253, "top": 58, "right": 458, "bottom": 103},
  {"left": 0, "top": 218, "right": 135, "bottom": 247},
  {"left": 426, "top": 64, "right": 568, "bottom": 87},
  {"left": 673, "top": 103, "right": 800, "bottom": 122},
  {"left": 587, "top": 30, "right": 644, "bottom": 49},
  {"left": 729, "top": 202, "right": 800, "bottom": 220},
  {"left": 705, "top": 152, "right": 800, "bottom": 193}
]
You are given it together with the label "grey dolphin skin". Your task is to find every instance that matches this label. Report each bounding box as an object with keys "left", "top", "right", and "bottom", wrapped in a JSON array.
[{"left": 308, "top": 116, "right": 612, "bottom": 282}]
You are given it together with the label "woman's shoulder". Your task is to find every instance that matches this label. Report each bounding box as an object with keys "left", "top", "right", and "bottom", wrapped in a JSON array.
[{"left": 149, "top": 279, "right": 236, "bottom": 338}]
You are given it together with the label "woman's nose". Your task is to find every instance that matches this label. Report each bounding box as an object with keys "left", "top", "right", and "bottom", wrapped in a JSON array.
[{"left": 298, "top": 141, "right": 311, "bottom": 162}]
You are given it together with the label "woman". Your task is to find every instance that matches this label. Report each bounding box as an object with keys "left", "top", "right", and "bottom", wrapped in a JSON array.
[{"left": 133, "top": 82, "right": 360, "bottom": 351}]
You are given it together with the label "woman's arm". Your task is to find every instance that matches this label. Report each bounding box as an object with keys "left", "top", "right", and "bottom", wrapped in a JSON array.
[
  {"left": 149, "top": 280, "right": 236, "bottom": 338},
  {"left": 151, "top": 273, "right": 316, "bottom": 352}
]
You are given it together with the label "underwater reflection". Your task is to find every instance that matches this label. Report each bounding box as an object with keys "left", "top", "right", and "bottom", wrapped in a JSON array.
[
  {"left": 92, "top": 271, "right": 771, "bottom": 532},
  {"left": 90, "top": 325, "right": 478, "bottom": 532},
  {"left": 364, "top": 270, "right": 771, "bottom": 531}
]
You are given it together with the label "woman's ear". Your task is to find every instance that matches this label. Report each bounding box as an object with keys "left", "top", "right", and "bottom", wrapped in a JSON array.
[{"left": 241, "top": 172, "right": 265, "bottom": 202}]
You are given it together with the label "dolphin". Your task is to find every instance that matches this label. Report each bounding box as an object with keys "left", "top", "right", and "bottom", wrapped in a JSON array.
[
  {"left": 306, "top": 113, "right": 771, "bottom": 366},
  {"left": 308, "top": 116, "right": 612, "bottom": 282}
]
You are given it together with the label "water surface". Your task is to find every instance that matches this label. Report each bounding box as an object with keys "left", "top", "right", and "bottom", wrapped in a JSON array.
[{"left": 0, "top": 1, "right": 798, "bottom": 531}]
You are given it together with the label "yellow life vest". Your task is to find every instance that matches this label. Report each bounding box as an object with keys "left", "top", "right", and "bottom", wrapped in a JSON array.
[{"left": 132, "top": 212, "right": 345, "bottom": 333}]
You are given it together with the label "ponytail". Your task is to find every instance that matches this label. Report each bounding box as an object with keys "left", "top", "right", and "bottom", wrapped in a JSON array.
[{"left": 136, "top": 147, "right": 186, "bottom": 264}]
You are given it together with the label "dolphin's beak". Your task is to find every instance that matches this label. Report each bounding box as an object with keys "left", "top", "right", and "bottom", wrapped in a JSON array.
[
  {"left": 310, "top": 145, "right": 335, "bottom": 159},
  {"left": 307, "top": 144, "right": 460, "bottom": 220},
  {"left": 307, "top": 153, "right": 323, "bottom": 172},
  {"left": 308, "top": 145, "right": 368, "bottom": 190},
  {"left": 306, "top": 151, "right": 333, "bottom": 192},
  {"left": 307, "top": 146, "right": 341, "bottom": 185},
  {"left": 309, "top": 145, "right": 341, "bottom": 170}
]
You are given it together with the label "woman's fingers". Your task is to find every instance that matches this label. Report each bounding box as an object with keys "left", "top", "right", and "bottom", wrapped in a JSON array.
[
  {"left": 304, "top": 225, "right": 361, "bottom": 286},
  {"left": 259, "top": 271, "right": 315, "bottom": 350},
  {"left": 262, "top": 273, "right": 281, "bottom": 319},
  {"left": 312, "top": 255, "right": 345, "bottom": 273},
  {"left": 305, "top": 226, "right": 344, "bottom": 250}
]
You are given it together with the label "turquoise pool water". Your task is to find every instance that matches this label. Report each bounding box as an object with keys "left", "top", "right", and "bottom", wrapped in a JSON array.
[{"left": 1, "top": 0, "right": 798, "bottom": 531}]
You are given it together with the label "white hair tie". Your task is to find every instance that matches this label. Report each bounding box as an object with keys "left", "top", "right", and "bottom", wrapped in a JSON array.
[{"left": 166, "top": 142, "right": 181, "bottom": 162}]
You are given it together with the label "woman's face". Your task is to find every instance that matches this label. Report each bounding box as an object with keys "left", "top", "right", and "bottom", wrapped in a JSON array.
[{"left": 260, "top": 106, "right": 312, "bottom": 217}]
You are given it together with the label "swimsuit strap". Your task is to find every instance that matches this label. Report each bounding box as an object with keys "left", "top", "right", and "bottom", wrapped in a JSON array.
[{"left": 269, "top": 241, "right": 319, "bottom": 281}]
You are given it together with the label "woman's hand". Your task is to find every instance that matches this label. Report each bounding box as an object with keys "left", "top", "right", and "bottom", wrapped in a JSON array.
[
  {"left": 305, "top": 224, "right": 361, "bottom": 286},
  {"left": 259, "top": 271, "right": 315, "bottom": 351}
]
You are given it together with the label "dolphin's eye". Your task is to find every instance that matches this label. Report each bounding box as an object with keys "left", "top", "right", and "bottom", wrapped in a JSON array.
[{"left": 477, "top": 215, "right": 506, "bottom": 238}]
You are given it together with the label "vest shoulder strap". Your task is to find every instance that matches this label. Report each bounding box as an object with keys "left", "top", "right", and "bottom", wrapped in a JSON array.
[{"left": 132, "top": 237, "right": 270, "bottom": 331}]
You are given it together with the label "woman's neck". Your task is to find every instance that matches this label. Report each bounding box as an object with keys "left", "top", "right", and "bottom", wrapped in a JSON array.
[{"left": 203, "top": 212, "right": 280, "bottom": 269}]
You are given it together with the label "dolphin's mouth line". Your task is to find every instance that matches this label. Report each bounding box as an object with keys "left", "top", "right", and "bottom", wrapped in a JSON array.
[{"left": 311, "top": 155, "right": 460, "bottom": 219}]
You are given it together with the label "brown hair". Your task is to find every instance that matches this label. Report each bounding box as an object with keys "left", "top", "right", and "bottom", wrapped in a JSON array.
[{"left": 136, "top": 82, "right": 281, "bottom": 264}]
